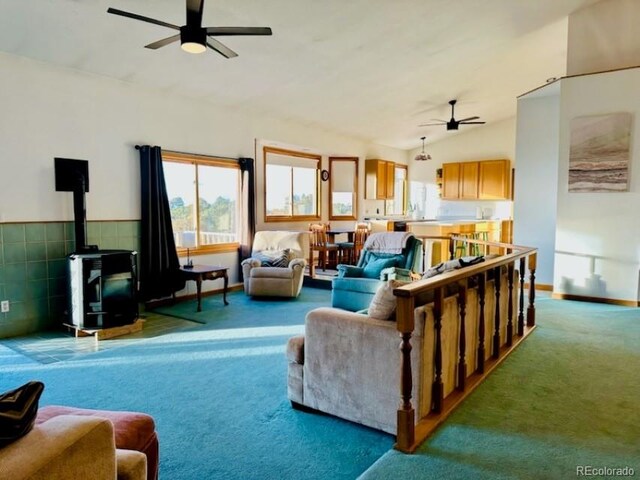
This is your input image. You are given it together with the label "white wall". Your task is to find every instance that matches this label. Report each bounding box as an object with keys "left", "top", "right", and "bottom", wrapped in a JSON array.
[
  {"left": 514, "top": 88, "right": 561, "bottom": 286},
  {"left": 567, "top": 0, "right": 640, "bottom": 76},
  {"left": 554, "top": 68, "right": 640, "bottom": 302},
  {"left": 0, "top": 52, "right": 406, "bottom": 291},
  {"left": 407, "top": 118, "right": 516, "bottom": 219}
]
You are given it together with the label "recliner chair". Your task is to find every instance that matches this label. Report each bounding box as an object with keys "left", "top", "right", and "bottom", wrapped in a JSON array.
[
  {"left": 331, "top": 232, "right": 422, "bottom": 311},
  {"left": 241, "top": 231, "right": 308, "bottom": 298}
]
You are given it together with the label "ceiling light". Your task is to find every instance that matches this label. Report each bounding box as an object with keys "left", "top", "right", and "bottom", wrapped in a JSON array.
[
  {"left": 181, "top": 27, "right": 206, "bottom": 54},
  {"left": 414, "top": 136, "right": 432, "bottom": 161}
]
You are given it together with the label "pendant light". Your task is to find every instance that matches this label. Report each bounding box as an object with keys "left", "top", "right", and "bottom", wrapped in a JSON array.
[{"left": 414, "top": 136, "right": 432, "bottom": 161}]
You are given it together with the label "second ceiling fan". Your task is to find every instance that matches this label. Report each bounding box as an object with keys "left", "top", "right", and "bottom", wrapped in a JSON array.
[
  {"left": 419, "top": 100, "right": 486, "bottom": 131},
  {"left": 107, "top": 0, "right": 272, "bottom": 58}
]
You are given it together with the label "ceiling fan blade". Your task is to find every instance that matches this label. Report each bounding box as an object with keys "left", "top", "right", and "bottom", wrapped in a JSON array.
[
  {"left": 186, "top": 0, "right": 204, "bottom": 27},
  {"left": 206, "top": 27, "right": 273, "bottom": 36},
  {"left": 145, "top": 34, "right": 181, "bottom": 50},
  {"left": 419, "top": 122, "right": 446, "bottom": 127},
  {"left": 207, "top": 39, "right": 238, "bottom": 58},
  {"left": 459, "top": 121, "right": 486, "bottom": 125},
  {"left": 457, "top": 116, "right": 480, "bottom": 123},
  {"left": 107, "top": 8, "right": 180, "bottom": 31}
]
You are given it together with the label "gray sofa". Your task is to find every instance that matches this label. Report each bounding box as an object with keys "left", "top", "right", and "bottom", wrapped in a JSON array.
[{"left": 287, "top": 266, "right": 518, "bottom": 434}]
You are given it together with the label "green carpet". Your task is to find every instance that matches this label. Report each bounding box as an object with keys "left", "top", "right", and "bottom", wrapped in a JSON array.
[
  {"left": 0, "top": 288, "right": 392, "bottom": 479},
  {"left": 360, "top": 297, "right": 640, "bottom": 479}
]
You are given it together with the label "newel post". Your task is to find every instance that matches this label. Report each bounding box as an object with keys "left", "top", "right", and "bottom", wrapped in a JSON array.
[
  {"left": 527, "top": 253, "right": 537, "bottom": 327},
  {"left": 396, "top": 295, "right": 416, "bottom": 452}
]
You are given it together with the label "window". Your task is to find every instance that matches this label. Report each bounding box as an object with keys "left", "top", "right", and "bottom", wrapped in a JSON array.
[
  {"left": 385, "top": 165, "right": 408, "bottom": 215},
  {"left": 163, "top": 151, "right": 240, "bottom": 254},
  {"left": 264, "top": 147, "right": 320, "bottom": 221},
  {"left": 329, "top": 157, "right": 358, "bottom": 220}
]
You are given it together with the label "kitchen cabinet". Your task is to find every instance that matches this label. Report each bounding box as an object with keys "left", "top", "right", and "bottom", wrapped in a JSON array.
[
  {"left": 441, "top": 163, "right": 460, "bottom": 199},
  {"left": 441, "top": 159, "right": 510, "bottom": 200},
  {"left": 365, "top": 159, "right": 395, "bottom": 200},
  {"left": 479, "top": 159, "right": 511, "bottom": 199}
]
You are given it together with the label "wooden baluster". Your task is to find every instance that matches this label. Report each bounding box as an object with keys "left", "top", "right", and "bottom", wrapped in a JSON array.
[
  {"left": 396, "top": 296, "right": 415, "bottom": 452},
  {"left": 527, "top": 253, "right": 537, "bottom": 327},
  {"left": 506, "top": 262, "right": 514, "bottom": 347},
  {"left": 492, "top": 266, "right": 501, "bottom": 359},
  {"left": 457, "top": 279, "right": 467, "bottom": 391},
  {"left": 477, "top": 272, "right": 486, "bottom": 374},
  {"left": 432, "top": 287, "right": 444, "bottom": 413},
  {"left": 448, "top": 235, "right": 455, "bottom": 260},
  {"left": 518, "top": 257, "right": 525, "bottom": 336}
]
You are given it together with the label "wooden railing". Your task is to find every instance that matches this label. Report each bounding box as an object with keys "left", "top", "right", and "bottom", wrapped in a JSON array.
[{"left": 393, "top": 236, "right": 537, "bottom": 453}]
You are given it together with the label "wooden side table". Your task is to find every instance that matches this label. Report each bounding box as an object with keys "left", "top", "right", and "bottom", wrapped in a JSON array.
[{"left": 180, "top": 265, "right": 229, "bottom": 312}]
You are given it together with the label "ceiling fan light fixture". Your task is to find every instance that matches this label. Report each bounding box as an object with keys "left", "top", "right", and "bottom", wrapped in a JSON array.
[
  {"left": 180, "top": 26, "right": 206, "bottom": 54},
  {"left": 415, "top": 136, "right": 432, "bottom": 161}
]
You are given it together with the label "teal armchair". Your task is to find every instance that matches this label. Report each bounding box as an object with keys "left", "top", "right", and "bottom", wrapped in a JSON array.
[{"left": 331, "top": 233, "right": 423, "bottom": 311}]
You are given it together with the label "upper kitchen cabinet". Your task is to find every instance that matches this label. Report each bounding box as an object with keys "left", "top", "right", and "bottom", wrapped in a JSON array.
[
  {"left": 441, "top": 162, "right": 460, "bottom": 199},
  {"left": 479, "top": 159, "right": 511, "bottom": 199},
  {"left": 441, "top": 159, "right": 511, "bottom": 200},
  {"left": 365, "top": 159, "right": 395, "bottom": 200}
]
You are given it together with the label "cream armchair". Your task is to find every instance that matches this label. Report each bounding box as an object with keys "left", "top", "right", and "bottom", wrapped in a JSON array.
[{"left": 241, "top": 231, "right": 309, "bottom": 298}]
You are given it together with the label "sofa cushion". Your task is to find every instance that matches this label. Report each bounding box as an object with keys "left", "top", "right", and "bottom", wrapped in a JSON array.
[
  {"left": 251, "top": 267, "right": 295, "bottom": 279},
  {"left": 362, "top": 257, "right": 398, "bottom": 279},
  {"left": 253, "top": 249, "right": 291, "bottom": 267},
  {"left": 368, "top": 279, "right": 409, "bottom": 320}
]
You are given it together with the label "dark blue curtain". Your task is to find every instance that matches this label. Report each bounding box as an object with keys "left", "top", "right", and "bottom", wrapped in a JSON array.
[
  {"left": 238, "top": 157, "right": 256, "bottom": 279},
  {"left": 139, "top": 145, "right": 185, "bottom": 301}
]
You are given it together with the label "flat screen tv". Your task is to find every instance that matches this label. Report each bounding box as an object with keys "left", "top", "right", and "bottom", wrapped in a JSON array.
[{"left": 54, "top": 158, "right": 89, "bottom": 192}]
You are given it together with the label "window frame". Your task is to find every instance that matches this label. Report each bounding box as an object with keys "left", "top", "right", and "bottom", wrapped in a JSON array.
[
  {"left": 162, "top": 150, "right": 240, "bottom": 256},
  {"left": 263, "top": 146, "right": 321, "bottom": 222},
  {"left": 329, "top": 156, "right": 359, "bottom": 221}
]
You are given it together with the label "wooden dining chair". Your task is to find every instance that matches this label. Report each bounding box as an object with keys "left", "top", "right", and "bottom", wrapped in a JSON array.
[
  {"left": 352, "top": 222, "right": 371, "bottom": 264},
  {"left": 308, "top": 223, "right": 339, "bottom": 275}
]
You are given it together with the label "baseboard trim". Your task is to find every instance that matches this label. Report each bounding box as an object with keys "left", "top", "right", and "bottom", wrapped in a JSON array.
[
  {"left": 551, "top": 292, "right": 639, "bottom": 307},
  {"left": 146, "top": 283, "right": 243, "bottom": 309}
]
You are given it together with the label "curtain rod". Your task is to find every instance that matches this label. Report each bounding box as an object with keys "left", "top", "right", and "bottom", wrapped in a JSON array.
[{"left": 134, "top": 145, "right": 243, "bottom": 162}]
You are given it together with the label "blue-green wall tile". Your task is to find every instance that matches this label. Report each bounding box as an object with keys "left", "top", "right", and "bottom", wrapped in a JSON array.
[
  {"left": 49, "top": 296, "right": 67, "bottom": 320},
  {"left": 6, "top": 282, "right": 27, "bottom": 302},
  {"left": 64, "top": 222, "right": 75, "bottom": 241},
  {"left": 87, "top": 222, "right": 100, "bottom": 238},
  {"left": 3, "top": 243, "right": 26, "bottom": 264},
  {"left": 25, "top": 224, "right": 46, "bottom": 242},
  {"left": 0, "top": 265, "right": 4, "bottom": 284},
  {"left": 101, "top": 237, "right": 119, "bottom": 249},
  {"left": 27, "top": 279, "right": 49, "bottom": 299},
  {"left": 118, "top": 237, "right": 136, "bottom": 250},
  {"left": 117, "top": 221, "right": 136, "bottom": 237},
  {"left": 25, "top": 298, "right": 49, "bottom": 322},
  {"left": 5, "top": 301, "right": 25, "bottom": 322},
  {"left": 101, "top": 222, "right": 118, "bottom": 237},
  {"left": 48, "top": 259, "right": 67, "bottom": 279},
  {"left": 48, "top": 278, "right": 67, "bottom": 297},
  {"left": 27, "top": 261, "right": 48, "bottom": 280},
  {"left": 65, "top": 241, "right": 76, "bottom": 255},
  {"left": 47, "top": 242, "right": 66, "bottom": 260},
  {"left": 26, "top": 242, "right": 46, "bottom": 262},
  {"left": 46, "top": 223, "right": 65, "bottom": 242},
  {"left": 3, "top": 225, "right": 25, "bottom": 243},
  {"left": 5, "top": 264, "right": 26, "bottom": 283}
]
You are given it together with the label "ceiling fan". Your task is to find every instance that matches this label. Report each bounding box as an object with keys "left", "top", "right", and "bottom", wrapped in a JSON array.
[
  {"left": 419, "top": 99, "right": 486, "bottom": 130},
  {"left": 107, "top": 0, "right": 272, "bottom": 58}
]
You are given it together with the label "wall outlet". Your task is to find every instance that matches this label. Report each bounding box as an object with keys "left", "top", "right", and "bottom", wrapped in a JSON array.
[{"left": 1, "top": 301, "right": 9, "bottom": 313}]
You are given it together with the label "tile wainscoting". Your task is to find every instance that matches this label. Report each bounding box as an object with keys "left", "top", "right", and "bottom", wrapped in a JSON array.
[{"left": 0, "top": 221, "right": 141, "bottom": 338}]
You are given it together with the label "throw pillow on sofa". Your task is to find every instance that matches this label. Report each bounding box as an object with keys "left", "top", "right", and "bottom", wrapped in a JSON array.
[
  {"left": 362, "top": 257, "right": 398, "bottom": 279},
  {"left": 254, "top": 249, "right": 291, "bottom": 267},
  {"left": 368, "top": 279, "right": 409, "bottom": 320}
]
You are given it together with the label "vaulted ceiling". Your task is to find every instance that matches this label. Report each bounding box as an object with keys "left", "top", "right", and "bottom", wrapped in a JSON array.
[{"left": 0, "top": 0, "right": 598, "bottom": 149}]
